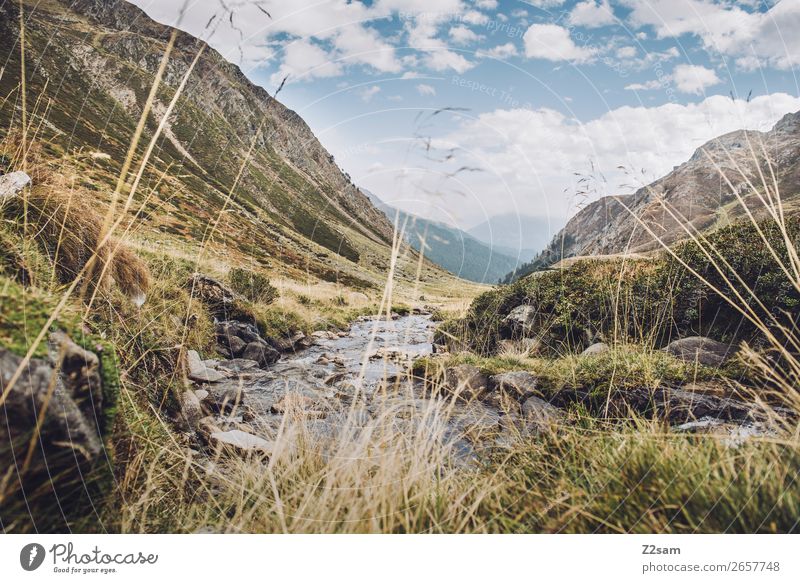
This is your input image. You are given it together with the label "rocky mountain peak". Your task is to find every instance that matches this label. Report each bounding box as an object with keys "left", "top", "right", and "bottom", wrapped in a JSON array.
[{"left": 512, "top": 108, "right": 800, "bottom": 277}]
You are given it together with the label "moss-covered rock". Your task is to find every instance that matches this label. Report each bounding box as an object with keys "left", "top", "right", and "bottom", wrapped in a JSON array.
[{"left": 0, "top": 276, "right": 120, "bottom": 532}]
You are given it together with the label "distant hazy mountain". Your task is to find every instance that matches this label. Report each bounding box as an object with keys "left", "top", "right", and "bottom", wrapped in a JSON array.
[
  {"left": 362, "top": 190, "right": 522, "bottom": 284},
  {"left": 466, "top": 213, "right": 561, "bottom": 262}
]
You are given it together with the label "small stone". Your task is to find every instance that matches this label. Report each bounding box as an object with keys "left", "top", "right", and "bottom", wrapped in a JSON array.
[
  {"left": 580, "top": 342, "right": 610, "bottom": 357},
  {"left": 242, "top": 341, "right": 280, "bottom": 368},
  {"left": 489, "top": 371, "right": 539, "bottom": 398},
  {"left": 312, "top": 330, "right": 337, "bottom": 340},
  {"left": 673, "top": 416, "right": 725, "bottom": 433},
  {"left": 209, "top": 429, "right": 274, "bottom": 456},
  {"left": 186, "top": 350, "right": 226, "bottom": 383},
  {"left": 180, "top": 390, "right": 203, "bottom": 430},
  {"left": 226, "top": 335, "right": 247, "bottom": 357},
  {"left": 0, "top": 171, "right": 31, "bottom": 202},
  {"left": 194, "top": 389, "right": 210, "bottom": 402},
  {"left": 501, "top": 305, "right": 537, "bottom": 338},
  {"left": 443, "top": 364, "right": 489, "bottom": 401}
]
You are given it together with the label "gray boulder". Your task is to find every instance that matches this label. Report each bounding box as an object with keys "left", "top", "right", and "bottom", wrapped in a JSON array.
[
  {"left": 612, "top": 385, "right": 756, "bottom": 423},
  {"left": 0, "top": 331, "right": 116, "bottom": 530},
  {"left": 216, "top": 320, "right": 261, "bottom": 344},
  {"left": 489, "top": 371, "right": 539, "bottom": 398},
  {"left": 443, "top": 364, "right": 489, "bottom": 401},
  {"left": 665, "top": 336, "right": 734, "bottom": 367},
  {"left": 209, "top": 430, "right": 274, "bottom": 456},
  {"left": 186, "top": 350, "right": 226, "bottom": 383},
  {"left": 580, "top": 342, "right": 609, "bottom": 357},
  {"left": 270, "top": 331, "right": 309, "bottom": 352},
  {"left": 242, "top": 340, "right": 280, "bottom": 368},
  {"left": 501, "top": 305, "right": 537, "bottom": 338},
  {"left": 179, "top": 389, "right": 203, "bottom": 430}
]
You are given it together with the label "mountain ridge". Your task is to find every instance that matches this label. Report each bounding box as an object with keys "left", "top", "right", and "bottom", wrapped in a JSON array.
[
  {"left": 508, "top": 109, "right": 800, "bottom": 280},
  {"left": 363, "top": 189, "right": 524, "bottom": 283},
  {"left": 0, "top": 0, "right": 461, "bottom": 290}
]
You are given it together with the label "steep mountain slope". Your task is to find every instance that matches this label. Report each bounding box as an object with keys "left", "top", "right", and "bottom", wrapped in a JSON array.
[
  {"left": 520, "top": 110, "right": 800, "bottom": 275},
  {"left": 364, "top": 190, "right": 522, "bottom": 283},
  {"left": 466, "top": 213, "right": 557, "bottom": 261},
  {"left": 0, "top": 0, "right": 447, "bottom": 288}
]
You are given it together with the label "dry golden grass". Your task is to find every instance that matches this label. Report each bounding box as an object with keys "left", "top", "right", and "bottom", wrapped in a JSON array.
[
  {"left": 1, "top": 5, "right": 798, "bottom": 535},
  {"left": 4, "top": 182, "right": 150, "bottom": 301}
]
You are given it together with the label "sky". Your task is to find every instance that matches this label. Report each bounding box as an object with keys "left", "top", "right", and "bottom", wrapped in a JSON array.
[{"left": 128, "top": 0, "right": 800, "bottom": 235}]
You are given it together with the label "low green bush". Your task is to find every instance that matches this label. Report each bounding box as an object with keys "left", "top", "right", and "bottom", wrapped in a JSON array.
[
  {"left": 445, "top": 217, "right": 800, "bottom": 357},
  {"left": 228, "top": 266, "right": 278, "bottom": 305}
]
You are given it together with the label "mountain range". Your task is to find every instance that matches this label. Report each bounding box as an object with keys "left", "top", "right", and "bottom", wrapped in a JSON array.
[
  {"left": 466, "top": 213, "right": 557, "bottom": 261},
  {"left": 363, "top": 190, "right": 544, "bottom": 283},
  {"left": 506, "top": 110, "right": 800, "bottom": 281}
]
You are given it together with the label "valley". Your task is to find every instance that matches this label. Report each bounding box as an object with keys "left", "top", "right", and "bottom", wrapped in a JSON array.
[{"left": 0, "top": 0, "right": 799, "bottom": 536}]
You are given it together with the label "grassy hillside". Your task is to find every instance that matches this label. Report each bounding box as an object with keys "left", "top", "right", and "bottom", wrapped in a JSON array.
[{"left": 0, "top": 0, "right": 468, "bottom": 291}]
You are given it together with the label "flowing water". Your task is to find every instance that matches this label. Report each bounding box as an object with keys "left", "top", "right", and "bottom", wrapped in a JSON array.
[{"left": 220, "top": 314, "right": 502, "bottom": 453}]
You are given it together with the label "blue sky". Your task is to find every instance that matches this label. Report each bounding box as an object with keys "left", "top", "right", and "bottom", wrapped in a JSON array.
[{"left": 130, "top": 0, "right": 800, "bottom": 233}]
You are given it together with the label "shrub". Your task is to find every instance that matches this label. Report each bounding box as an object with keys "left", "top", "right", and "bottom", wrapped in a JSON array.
[
  {"left": 445, "top": 217, "right": 800, "bottom": 358},
  {"left": 228, "top": 266, "right": 278, "bottom": 305},
  {"left": 666, "top": 217, "right": 800, "bottom": 345}
]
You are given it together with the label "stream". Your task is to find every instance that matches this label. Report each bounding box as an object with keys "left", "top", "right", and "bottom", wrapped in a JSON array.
[{"left": 211, "top": 314, "right": 503, "bottom": 454}]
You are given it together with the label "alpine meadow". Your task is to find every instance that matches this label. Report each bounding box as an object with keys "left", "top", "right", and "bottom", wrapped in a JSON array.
[{"left": 1, "top": 0, "right": 799, "bottom": 541}]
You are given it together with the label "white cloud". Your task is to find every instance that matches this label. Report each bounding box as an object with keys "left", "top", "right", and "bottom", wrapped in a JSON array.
[
  {"left": 616, "top": 46, "right": 637, "bottom": 59},
  {"left": 333, "top": 26, "right": 402, "bottom": 73},
  {"left": 671, "top": 64, "right": 722, "bottom": 94},
  {"left": 477, "top": 42, "right": 519, "bottom": 59},
  {"left": 462, "top": 11, "right": 491, "bottom": 26},
  {"left": 406, "top": 17, "right": 474, "bottom": 72},
  {"left": 448, "top": 25, "right": 482, "bottom": 45},
  {"left": 270, "top": 39, "right": 342, "bottom": 85},
  {"left": 132, "top": 0, "right": 472, "bottom": 81},
  {"left": 442, "top": 93, "right": 800, "bottom": 219},
  {"left": 359, "top": 85, "right": 382, "bottom": 102},
  {"left": 624, "top": 63, "right": 721, "bottom": 94},
  {"left": 624, "top": 0, "right": 800, "bottom": 70},
  {"left": 624, "top": 79, "right": 664, "bottom": 91},
  {"left": 523, "top": 24, "right": 597, "bottom": 63},
  {"left": 416, "top": 83, "right": 437, "bottom": 96},
  {"left": 569, "top": 1, "right": 616, "bottom": 28}
]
